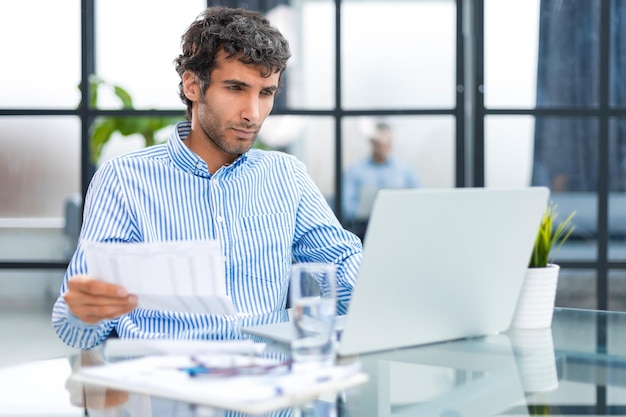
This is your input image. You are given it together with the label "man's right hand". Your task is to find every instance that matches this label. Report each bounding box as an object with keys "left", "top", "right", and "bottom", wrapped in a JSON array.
[{"left": 63, "top": 275, "right": 138, "bottom": 324}]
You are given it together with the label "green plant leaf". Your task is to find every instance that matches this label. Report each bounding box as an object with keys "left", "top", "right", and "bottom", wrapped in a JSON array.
[
  {"left": 529, "top": 202, "right": 576, "bottom": 268},
  {"left": 116, "top": 116, "right": 143, "bottom": 137},
  {"left": 90, "top": 118, "right": 117, "bottom": 163},
  {"left": 113, "top": 85, "right": 134, "bottom": 109}
]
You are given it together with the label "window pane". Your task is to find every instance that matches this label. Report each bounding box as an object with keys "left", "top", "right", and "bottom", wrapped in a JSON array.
[
  {"left": 0, "top": 117, "right": 80, "bottom": 262},
  {"left": 537, "top": 0, "right": 600, "bottom": 108},
  {"left": 484, "top": 0, "right": 540, "bottom": 108},
  {"left": 485, "top": 115, "right": 535, "bottom": 187},
  {"left": 608, "top": 118, "right": 626, "bottom": 191},
  {"left": 557, "top": 269, "right": 597, "bottom": 312},
  {"left": 550, "top": 191, "right": 597, "bottom": 263},
  {"left": 0, "top": 117, "right": 80, "bottom": 218},
  {"left": 610, "top": 0, "right": 626, "bottom": 107},
  {"left": 290, "top": 0, "right": 335, "bottom": 109},
  {"left": 609, "top": 270, "right": 626, "bottom": 312},
  {"left": 261, "top": 115, "right": 336, "bottom": 205},
  {"left": 341, "top": 1, "right": 456, "bottom": 109},
  {"left": 486, "top": 116, "right": 597, "bottom": 262},
  {"left": 532, "top": 116, "right": 599, "bottom": 192},
  {"left": 92, "top": 116, "right": 181, "bottom": 167},
  {"left": 95, "top": 0, "right": 205, "bottom": 109},
  {"left": 0, "top": 1, "right": 81, "bottom": 108},
  {"left": 95, "top": 1, "right": 319, "bottom": 110},
  {"left": 609, "top": 117, "right": 626, "bottom": 261},
  {"left": 342, "top": 116, "right": 454, "bottom": 237}
]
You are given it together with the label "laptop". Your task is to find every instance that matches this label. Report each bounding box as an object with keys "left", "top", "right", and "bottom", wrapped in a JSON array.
[
  {"left": 355, "top": 186, "right": 380, "bottom": 220},
  {"left": 243, "top": 187, "right": 549, "bottom": 357}
]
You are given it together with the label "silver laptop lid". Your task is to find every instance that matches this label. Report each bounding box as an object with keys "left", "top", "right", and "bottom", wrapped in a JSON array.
[{"left": 337, "top": 187, "right": 549, "bottom": 356}]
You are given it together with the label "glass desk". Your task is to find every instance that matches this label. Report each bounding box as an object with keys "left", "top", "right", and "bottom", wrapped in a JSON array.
[{"left": 10, "top": 307, "right": 626, "bottom": 416}]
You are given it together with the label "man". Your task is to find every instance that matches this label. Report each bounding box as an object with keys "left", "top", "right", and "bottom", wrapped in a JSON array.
[
  {"left": 343, "top": 123, "right": 420, "bottom": 239},
  {"left": 52, "top": 6, "right": 362, "bottom": 349}
]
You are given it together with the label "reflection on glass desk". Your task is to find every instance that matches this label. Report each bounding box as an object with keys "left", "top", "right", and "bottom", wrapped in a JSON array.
[{"left": 6, "top": 307, "right": 626, "bottom": 416}]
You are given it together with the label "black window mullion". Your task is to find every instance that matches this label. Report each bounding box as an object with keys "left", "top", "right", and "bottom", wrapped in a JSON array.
[
  {"left": 472, "top": 0, "right": 485, "bottom": 187},
  {"left": 80, "top": 0, "right": 96, "bottom": 201},
  {"left": 456, "top": 0, "right": 466, "bottom": 187},
  {"left": 596, "top": 0, "right": 611, "bottom": 312},
  {"left": 591, "top": 2, "right": 609, "bottom": 409},
  {"left": 334, "top": 0, "right": 344, "bottom": 221}
]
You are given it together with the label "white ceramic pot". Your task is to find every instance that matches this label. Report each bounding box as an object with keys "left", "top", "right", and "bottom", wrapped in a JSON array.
[{"left": 511, "top": 264, "right": 559, "bottom": 329}]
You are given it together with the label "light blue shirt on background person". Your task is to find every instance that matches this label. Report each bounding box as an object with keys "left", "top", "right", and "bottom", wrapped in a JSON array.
[
  {"left": 52, "top": 121, "right": 362, "bottom": 349},
  {"left": 343, "top": 156, "right": 420, "bottom": 221}
]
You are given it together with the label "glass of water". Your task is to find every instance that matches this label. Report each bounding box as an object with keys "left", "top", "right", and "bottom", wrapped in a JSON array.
[{"left": 290, "top": 262, "right": 337, "bottom": 367}]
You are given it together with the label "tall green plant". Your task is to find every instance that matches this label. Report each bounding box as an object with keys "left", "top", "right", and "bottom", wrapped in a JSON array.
[
  {"left": 529, "top": 203, "right": 576, "bottom": 268},
  {"left": 82, "top": 75, "right": 181, "bottom": 164}
]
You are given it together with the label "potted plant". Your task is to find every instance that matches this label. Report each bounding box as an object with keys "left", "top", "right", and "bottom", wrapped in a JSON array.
[
  {"left": 511, "top": 203, "right": 575, "bottom": 329},
  {"left": 529, "top": 204, "right": 576, "bottom": 269}
]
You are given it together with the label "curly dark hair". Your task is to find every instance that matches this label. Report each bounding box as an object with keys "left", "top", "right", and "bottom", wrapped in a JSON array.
[{"left": 174, "top": 6, "right": 292, "bottom": 120}]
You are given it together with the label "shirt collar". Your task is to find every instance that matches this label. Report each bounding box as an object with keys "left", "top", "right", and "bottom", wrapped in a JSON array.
[
  {"left": 368, "top": 157, "right": 392, "bottom": 167},
  {"left": 167, "top": 121, "right": 248, "bottom": 177}
]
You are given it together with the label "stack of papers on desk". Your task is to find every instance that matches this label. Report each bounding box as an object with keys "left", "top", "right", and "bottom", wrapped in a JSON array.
[
  {"left": 71, "top": 355, "right": 368, "bottom": 414},
  {"left": 83, "top": 240, "right": 237, "bottom": 315}
]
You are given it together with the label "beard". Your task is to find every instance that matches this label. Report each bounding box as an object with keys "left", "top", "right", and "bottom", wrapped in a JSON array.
[{"left": 197, "top": 101, "right": 259, "bottom": 156}]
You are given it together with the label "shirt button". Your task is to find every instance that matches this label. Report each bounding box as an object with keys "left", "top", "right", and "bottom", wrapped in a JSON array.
[{"left": 216, "top": 216, "right": 224, "bottom": 222}]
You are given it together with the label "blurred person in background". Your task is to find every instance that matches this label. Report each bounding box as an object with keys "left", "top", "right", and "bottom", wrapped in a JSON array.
[{"left": 343, "top": 122, "right": 420, "bottom": 239}]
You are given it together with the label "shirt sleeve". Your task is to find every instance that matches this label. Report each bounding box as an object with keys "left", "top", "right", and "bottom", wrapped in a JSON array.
[
  {"left": 52, "top": 161, "right": 136, "bottom": 349},
  {"left": 290, "top": 158, "right": 363, "bottom": 313}
]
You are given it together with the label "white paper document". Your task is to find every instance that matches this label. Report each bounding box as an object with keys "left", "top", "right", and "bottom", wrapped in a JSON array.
[
  {"left": 83, "top": 240, "right": 237, "bottom": 315},
  {"left": 71, "top": 355, "right": 368, "bottom": 414}
]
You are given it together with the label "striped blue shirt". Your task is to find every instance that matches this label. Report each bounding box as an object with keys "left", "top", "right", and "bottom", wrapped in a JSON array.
[{"left": 52, "top": 122, "right": 362, "bottom": 349}]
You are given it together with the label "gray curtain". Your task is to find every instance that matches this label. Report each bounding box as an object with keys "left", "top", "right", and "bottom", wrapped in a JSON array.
[{"left": 532, "top": 0, "right": 626, "bottom": 192}]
